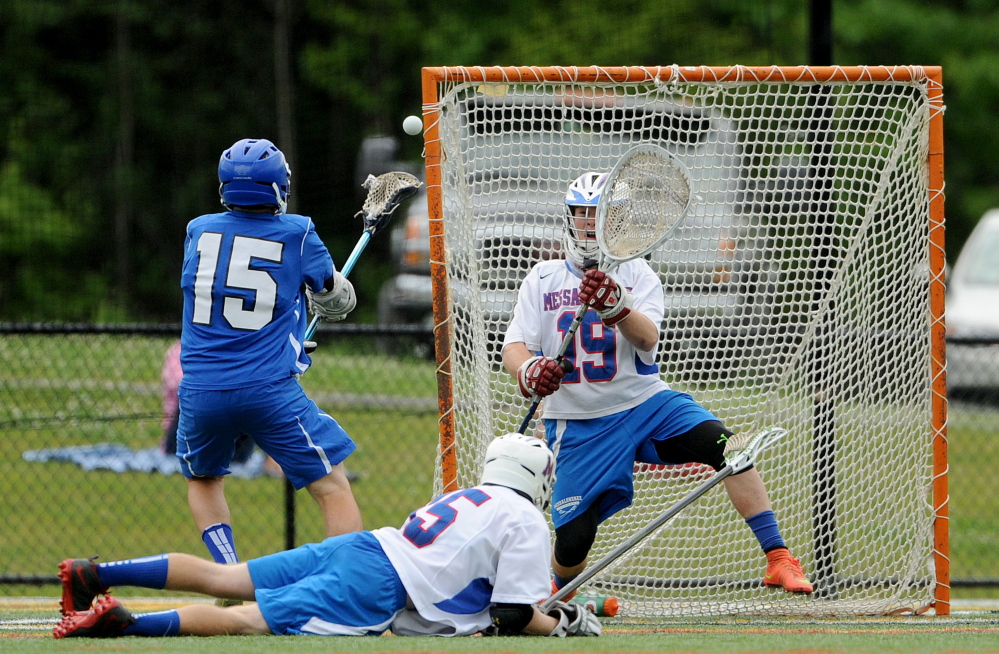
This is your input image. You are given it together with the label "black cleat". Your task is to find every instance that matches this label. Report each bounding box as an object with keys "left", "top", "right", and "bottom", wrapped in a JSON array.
[
  {"left": 53, "top": 595, "right": 135, "bottom": 639},
  {"left": 58, "top": 557, "right": 108, "bottom": 615}
]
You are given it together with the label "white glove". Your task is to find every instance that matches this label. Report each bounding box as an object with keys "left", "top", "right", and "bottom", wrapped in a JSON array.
[
  {"left": 307, "top": 272, "right": 356, "bottom": 322},
  {"left": 545, "top": 601, "right": 602, "bottom": 637}
]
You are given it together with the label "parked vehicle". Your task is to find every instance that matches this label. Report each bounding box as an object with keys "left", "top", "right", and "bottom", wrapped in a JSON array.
[
  {"left": 377, "top": 95, "right": 776, "bottom": 372},
  {"left": 946, "top": 209, "right": 999, "bottom": 399}
]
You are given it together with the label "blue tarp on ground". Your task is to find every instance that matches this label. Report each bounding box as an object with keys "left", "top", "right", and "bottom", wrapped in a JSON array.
[{"left": 22, "top": 444, "right": 269, "bottom": 479}]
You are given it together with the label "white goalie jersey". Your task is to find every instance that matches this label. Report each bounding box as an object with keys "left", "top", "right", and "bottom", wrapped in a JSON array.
[
  {"left": 372, "top": 484, "right": 552, "bottom": 637},
  {"left": 503, "top": 258, "right": 670, "bottom": 420}
]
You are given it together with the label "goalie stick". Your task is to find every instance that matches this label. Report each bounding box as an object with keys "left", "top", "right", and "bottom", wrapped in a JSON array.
[
  {"left": 305, "top": 171, "right": 422, "bottom": 341},
  {"left": 540, "top": 427, "right": 789, "bottom": 611},
  {"left": 517, "top": 144, "right": 693, "bottom": 434}
]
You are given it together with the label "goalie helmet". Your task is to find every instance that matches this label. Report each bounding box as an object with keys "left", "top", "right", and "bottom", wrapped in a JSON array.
[
  {"left": 480, "top": 433, "right": 556, "bottom": 511},
  {"left": 218, "top": 138, "right": 291, "bottom": 213},
  {"left": 563, "top": 171, "right": 609, "bottom": 263}
]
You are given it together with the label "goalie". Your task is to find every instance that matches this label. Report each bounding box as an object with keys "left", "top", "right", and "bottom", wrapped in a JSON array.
[
  {"left": 502, "top": 172, "right": 813, "bottom": 600},
  {"left": 53, "top": 434, "right": 600, "bottom": 639}
]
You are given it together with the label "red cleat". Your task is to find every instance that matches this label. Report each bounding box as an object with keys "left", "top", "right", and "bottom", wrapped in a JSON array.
[
  {"left": 58, "top": 557, "right": 108, "bottom": 615},
  {"left": 764, "top": 548, "right": 814, "bottom": 594},
  {"left": 53, "top": 595, "right": 135, "bottom": 639}
]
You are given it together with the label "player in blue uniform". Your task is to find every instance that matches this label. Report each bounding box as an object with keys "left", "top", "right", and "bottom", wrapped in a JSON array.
[
  {"left": 177, "top": 138, "right": 361, "bottom": 567},
  {"left": 54, "top": 434, "right": 601, "bottom": 639}
]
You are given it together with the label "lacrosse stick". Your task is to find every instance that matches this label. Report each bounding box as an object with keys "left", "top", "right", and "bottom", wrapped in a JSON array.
[
  {"left": 540, "top": 427, "right": 788, "bottom": 611},
  {"left": 305, "top": 171, "right": 422, "bottom": 340},
  {"left": 517, "top": 144, "right": 693, "bottom": 434}
]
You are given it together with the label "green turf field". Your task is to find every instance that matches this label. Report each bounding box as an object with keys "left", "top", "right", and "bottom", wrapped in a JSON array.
[{"left": 2, "top": 597, "right": 998, "bottom": 653}]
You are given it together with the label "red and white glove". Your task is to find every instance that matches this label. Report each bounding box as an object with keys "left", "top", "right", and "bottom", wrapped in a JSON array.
[
  {"left": 517, "top": 356, "right": 567, "bottom": 399},
  {"left": 579, "top": 269, "right": 633, "bottom": 326}
]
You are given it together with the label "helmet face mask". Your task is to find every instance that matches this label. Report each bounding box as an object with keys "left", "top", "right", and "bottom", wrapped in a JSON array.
[
  {"left": 218, "top": 138, "right": 291, "bottom": 213},
  {"left": 563, "top": 172, "right": 608, "bottom": 263},
  {"left": 480, "top": 433, "right": 556, "bottom": 511}
]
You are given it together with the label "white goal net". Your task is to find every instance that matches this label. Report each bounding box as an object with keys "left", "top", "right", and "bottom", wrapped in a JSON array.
[{"left": 422, "top": 66, "right": 947, "bottom": 617}]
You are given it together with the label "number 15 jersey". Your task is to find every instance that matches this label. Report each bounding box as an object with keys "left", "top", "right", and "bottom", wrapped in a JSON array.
[{"left": 180, "top": 210, "right": 333, "bottom": 390}]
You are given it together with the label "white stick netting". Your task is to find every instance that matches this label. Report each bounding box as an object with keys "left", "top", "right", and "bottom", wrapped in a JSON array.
[
  {"left": 428, "top": 67, "right": 943, "bottom": 617},
  {"left": 599, "top": 145, "right": 692, "bottom": 262}
]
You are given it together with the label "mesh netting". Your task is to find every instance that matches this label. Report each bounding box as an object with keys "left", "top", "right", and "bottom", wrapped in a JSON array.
[
  {"left": 426, "top": 66, "right": 945, "bottom": 617},
  {"left": 599, "top": 146, "right": 692, "bottom": 262},
  {"left": 359, "top": 171, "right": 422, "bottom": 219}
]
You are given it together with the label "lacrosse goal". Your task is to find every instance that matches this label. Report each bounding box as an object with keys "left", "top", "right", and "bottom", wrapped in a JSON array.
[{"left": 421, "top": 66, "right": 947, "bottom": 617}]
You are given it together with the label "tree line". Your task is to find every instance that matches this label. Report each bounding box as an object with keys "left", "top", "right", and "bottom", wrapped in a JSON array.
[{"left": 1, "top": 0, "right": 996, "bottom": 321}]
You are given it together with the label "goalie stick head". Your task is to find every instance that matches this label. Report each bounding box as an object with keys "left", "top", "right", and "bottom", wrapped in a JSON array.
[
  {"left": 480, "top": 433, "right": 556, "bottom": 511},
  {"left": 218, "top": 138, "right": 291, "bottom": 213}
]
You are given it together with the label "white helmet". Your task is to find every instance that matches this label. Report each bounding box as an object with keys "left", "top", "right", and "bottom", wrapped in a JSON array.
[
  {"left": 563, "top": 172, "right": 608, "bottom": 263},
  {"left": 480, "top": 433, "right": 556, "bottom": 511}
]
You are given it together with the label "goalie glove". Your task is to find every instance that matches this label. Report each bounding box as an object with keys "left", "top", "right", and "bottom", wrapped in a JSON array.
[
  {"left": 306, "top": 272, "right": 356, "bottom": 322},
  {"left": 545, "top": 601, "right": 602, "bottom": 637},
  {"left": 579, "top": 269, "right": 633, "bottom": 326},
  {"left": 517, "top": 356, "right": 568, "bottom": 399}
]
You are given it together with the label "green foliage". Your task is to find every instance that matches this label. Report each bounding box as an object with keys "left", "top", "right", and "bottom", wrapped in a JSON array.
[{"left": 1, "top": 0, "right": 998, "bottom": 318}]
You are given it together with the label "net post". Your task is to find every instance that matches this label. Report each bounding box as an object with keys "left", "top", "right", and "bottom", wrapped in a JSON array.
[
  {"left": 423, "top": 67, "right": 459, "bottom": 493},
  {"left": 926, "top": 65, "right": 950, "bottom": 616}
]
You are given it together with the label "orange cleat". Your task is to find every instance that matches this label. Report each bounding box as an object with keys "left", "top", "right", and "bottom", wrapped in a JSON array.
[
  {"left": 550, "top": 579, "right": 577, "bottom": 602},
  {"left": 764, "top": 548, "right": 813, "bottom": 594}
]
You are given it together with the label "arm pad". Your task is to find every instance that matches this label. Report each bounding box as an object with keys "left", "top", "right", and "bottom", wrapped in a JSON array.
[
  {"left": 488, "top": 603, "right": 534, "bottom": 635},
  {"left": 307, "top": 271, "right": 356, "bottom": 322}
]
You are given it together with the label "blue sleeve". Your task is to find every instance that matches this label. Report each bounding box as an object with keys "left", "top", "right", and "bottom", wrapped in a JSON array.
[{"left": 301, "top": 220, "right": 334, "bottom": 291}]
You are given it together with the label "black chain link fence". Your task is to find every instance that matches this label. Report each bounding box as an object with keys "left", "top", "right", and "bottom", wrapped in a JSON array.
[
  {"left": 0, "top": 323, "right": 438, "bottom": 588},
  {"left": 1, "top": 324, "right": 996, "bottom": 593}
]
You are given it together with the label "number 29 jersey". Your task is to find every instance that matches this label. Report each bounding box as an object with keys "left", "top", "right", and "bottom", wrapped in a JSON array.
[
  {"left": 180, "top": 210, "right": 333, "bottom": 390},
  {"left": 503, "top": 258, "right": 670, "bottom": 420}
]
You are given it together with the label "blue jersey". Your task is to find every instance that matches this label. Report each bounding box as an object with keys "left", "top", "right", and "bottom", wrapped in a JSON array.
[{"left": 179, "top": 210, "right": 333, "bottom": 390}]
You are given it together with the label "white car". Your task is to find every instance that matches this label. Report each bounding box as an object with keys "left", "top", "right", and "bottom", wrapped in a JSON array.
[{"left": 946, "top": 209, "right": 999, "bottom": 397}]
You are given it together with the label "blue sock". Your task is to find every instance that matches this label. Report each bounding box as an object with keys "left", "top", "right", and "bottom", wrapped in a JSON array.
[
  {"left": 745, "top": 510, "right": 786, "bottom": 553},
  {"left": 96, "top": 554, "right": 169, "bottom": 589},
  {"left": 124, "top": 610, "right": 181, "bottom": 637},
  {"left": 202, "top": 523, "right": 239, "bottom": 563},
  {"left": 553, "top": 572, "right": 577, "bottom": 589}
]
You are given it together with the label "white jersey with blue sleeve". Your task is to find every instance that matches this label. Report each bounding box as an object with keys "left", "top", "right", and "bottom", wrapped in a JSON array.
[
  {"left": 179, "top": 210, "right": 333, "bottom": 390},
  {"left": 503, "top": 258, "right": 670, "bottom": 420},
  {"left": 372, "top": 484, "right": 552, "bottom": 637}
]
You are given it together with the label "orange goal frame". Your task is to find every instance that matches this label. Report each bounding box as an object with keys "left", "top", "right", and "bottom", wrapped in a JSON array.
[{"left": 419, "top": 65, "right": 948, "bottom": 615}]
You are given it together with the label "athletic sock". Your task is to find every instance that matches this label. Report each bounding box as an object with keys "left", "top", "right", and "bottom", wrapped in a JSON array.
[
  {"left": 202, "top": 523, "right": 239, "bottom": 563},
  {"left": 745, "top": 510, "right": 786, "bottom": 553},
  {"left": 95, "top": 554, "right": 169, "bottom": 589},
  {"left": 124, "top": 610, "right": 181, "bottom": 637},
  {"left": 553, "top": 572, "right": 578, "bottom": 590}
]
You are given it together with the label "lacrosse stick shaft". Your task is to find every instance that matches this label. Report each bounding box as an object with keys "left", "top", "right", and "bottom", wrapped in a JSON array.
[
  {"left": 540, "top": 427, "right": 787, "bottom": 611},
  {"left": 541, "top": 464, "right": 735, "bottom": 611},
  {"left": 516, "top": 300, "right": 589, "bottom": 434},
  {"left": 304, "top": 230, "right": 372, "bottom": 341}
]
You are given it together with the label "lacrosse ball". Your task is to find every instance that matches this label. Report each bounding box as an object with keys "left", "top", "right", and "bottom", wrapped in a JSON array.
[{"left": 403, "top": 115, "right": 423, "bottom": 136}]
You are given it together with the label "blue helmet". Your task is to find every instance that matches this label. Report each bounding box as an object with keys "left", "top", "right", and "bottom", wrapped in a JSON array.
[{"left": 218, "top": 139, "right": 291, "bottom": 213}]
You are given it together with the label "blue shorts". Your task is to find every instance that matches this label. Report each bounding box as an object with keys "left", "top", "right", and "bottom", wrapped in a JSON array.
[
  {"left": 543, "top": 390, "right": 717, "bottom": 528},
  {"left": 248, "top": 531, "right": 407, "bottom": 636},
  {"left": 177, "top": 376, "right": 356, "bottom": 489}
]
